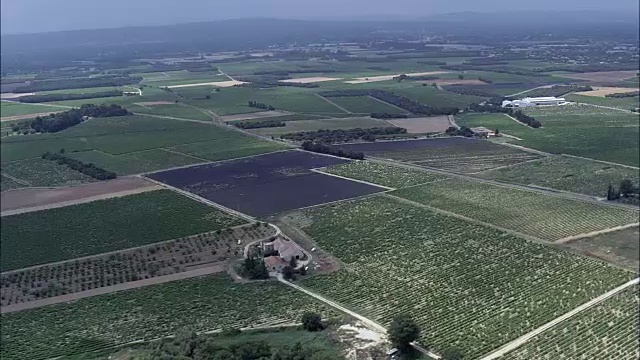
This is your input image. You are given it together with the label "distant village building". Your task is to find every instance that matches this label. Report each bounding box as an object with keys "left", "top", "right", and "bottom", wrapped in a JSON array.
[
  {"left": 470, "top": 126, "right": 494, "bottom": 138},
  {"left": 123, "top": 88, "right": 142, "bottom": 96},
  {"left": 502, "top": 96, "right": 567, "bottom": 108},
  {"left": 263, "top": 237, "right": 305, "bottom": 263}
]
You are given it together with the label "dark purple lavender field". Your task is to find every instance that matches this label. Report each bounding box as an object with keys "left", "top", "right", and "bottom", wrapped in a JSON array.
[{"left": 148, "top": 150, "right": 385, "bottom": 217}]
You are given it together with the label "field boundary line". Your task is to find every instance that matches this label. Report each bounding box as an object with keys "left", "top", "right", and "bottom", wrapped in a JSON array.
[
  {"left": 142, "top": 176, "right": 256, "bottom": 222},
  {"left": 498, "top": 142, "right": 553, "bottom": 156},
  {"left": 132, "top": 112, "right": 213, "bottom": 124},
  {"left": 367, "top": 95, "right": 411, "bottom": 114},
  {"left": 1, "top": 185, "right": 163, "bottom": 217},
  {"left": 576, "top": 102, "right": 635, "bottom": 113},
  {"left": 503, "top": 113, "right": 534, "bottom": 128},
  {"left": 384, "top": 193, "right": 549, "bottom": 244},
  {"left": 310, "top": 168, "right": 395, "bottom": 190},
  {"left": 314, "top": 93, "right": 351, "bottom": 114},
  {"left": 560, "top": 153, "right": 640, "bottom": 170},
  {"left": 554, "top": 222, "right": 640, "bottom": 244},
  {"left": 159, "top": 147, "right": 211, "bottom": 162},
  {"left": 1, "top": 264, "right": 228, "bottom": 314},
  {"left": 0, "top": 172, "right": 31, "bottom": 186},
  {"left": 0, "top": 223, "right": 259, "bottom": 275},
  {"left": 478, "top": 277, "right": 640, "bottom": 360},
  {"left": 141, "top": 149, "right": 292, "bottom": 176}
]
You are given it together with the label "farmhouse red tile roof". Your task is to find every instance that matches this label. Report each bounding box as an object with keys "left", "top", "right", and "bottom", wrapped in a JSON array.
[{"left": 264, "top": 256, "right": 286, "bottom": 267}]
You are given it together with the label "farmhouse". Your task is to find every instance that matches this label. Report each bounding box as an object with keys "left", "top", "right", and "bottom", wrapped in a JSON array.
[
  {"left": 502, "top": 97, "right": 567, "bottom": 108},
  {"left": 263, "top": 237, "right": 305, "bottom": 262},
  {"left": 264, "top": 256, "right": 287, "bottom": 272},
  {"left": 123, "top": 88, "right": 142, "bottom": 96},
  {"left": 470, "top": 126, "right": 495, "bottom": 138}
]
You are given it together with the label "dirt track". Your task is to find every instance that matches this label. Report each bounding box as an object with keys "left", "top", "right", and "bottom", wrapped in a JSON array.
[{"left": 1, "top": 176, "right": 161, "bottom": 215}]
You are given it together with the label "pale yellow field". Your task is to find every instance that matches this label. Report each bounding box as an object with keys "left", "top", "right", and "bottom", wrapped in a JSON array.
[
  {"left": 166, "top": 80, "right": 247, "bottom": 88},
  {"left": 574, "top": 87, "right": 639, "bottom": 97}
]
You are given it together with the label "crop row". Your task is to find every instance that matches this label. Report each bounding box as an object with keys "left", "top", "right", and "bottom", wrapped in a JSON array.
[
  {"left": 0, "top": 189, "right": 246, "bottom": 271},
  {"left": 391, "top": 178, "right": 640, "bottom": 241},
  {"left": 503, "top": 286, "right": 639, "bottom": 359},
  {"left": 0, "top": 274, "right": 339, "bottom": 360},
  {"left": 297, "top": 196, "right": 635, "bottom": 359},
  {"left": 1, "top": 223, "right": 275, "bottom": 306},
  {"left": 320, "top": 161, "right": 447, "bottom": 189}
]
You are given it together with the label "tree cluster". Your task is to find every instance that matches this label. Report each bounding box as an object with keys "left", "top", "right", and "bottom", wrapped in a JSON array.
[
  {"left": 467, "top": 102, "right": 543, "bottom": 128},
  {"left": 248, "top": 101, "right": 275, "bottom": 110},
  {"left": 232, "top": 120, "right": 285, "bottom": 129},
  {"left": 370, "top": 112, "right": 409, "bottom": 119},
  {"left": 445, "top": 126, "right": 475, "bottom": 137},
  {"left": 283, "top": 127, "right": 406, "bottom": 143},
  {"left": 477, "top": 77, "right": 494, "bottom": 84},
  {"left": 607, "top": 179, "right": 639, "bottom": 201},
  {"left": 605, "top": 91, "right": 639, "bottom": 98},
  {"left": 301, "top": 141, "right": 364, "bottom": 160},
  {"left": 41, "top": 152, "right": 117, "bottom": 180},
  {"left": 13, "top": 76, "right": 141, "bottom": 93},
  {"left": 241, "top": 255, "right": 269, "bottom": 280},
  {"left": 11, "top": 104, "right": 131, "bottom": 134},
  {"left": 301, "top": 312, "right": 325, "bottom": 332},
  {"left": 18, "top": 90, "right": 123, "bottom": 103},
  {"left": 389, "top": 314, "right": 420, "bottom": 351},
  {"left": 141, "top": 328, "right": 336, "bottom": 360}
]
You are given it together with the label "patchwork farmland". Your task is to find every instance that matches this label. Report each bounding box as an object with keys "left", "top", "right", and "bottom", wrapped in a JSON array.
[
  {"left": 147, "top": 150, "right": 385, "bottom": 217},
  {"left": 337, "top": 138, "right": 542, "bottom": 173},
  {"left": 289, "top": 195, "right": 635, "bottom": 358},
  {"left": 2, "top": 16, "right": 639, "bottom": 360}
]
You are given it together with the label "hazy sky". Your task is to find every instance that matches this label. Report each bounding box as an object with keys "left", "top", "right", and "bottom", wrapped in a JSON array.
[{"left": 2, "top": 0, "right": 638, "bottom": 34}]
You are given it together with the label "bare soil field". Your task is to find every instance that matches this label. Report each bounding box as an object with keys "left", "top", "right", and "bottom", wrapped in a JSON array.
[
  {"left": 386, "top": 116, "right": 451, "bottom": 133},
  {"left": 1, "top": 176, "right": 160, "bottom": 214},
  {"left": 574, "top": 87, "right": 639, "bottom": 97},
  {"left": 221, "top": 110, "right": 294, "bottom": 122},
  {"left": 166, "top": 80, "right": 247, "bottom": 88},
  {"left": 280, "top": 77, "right": 342, "bottom": 84},
  {"left": 135, "top": 101, "right": 175, "bottom": 106},
  {"left": 561, "top": 71, "right": 639, "bottom": 83},
  {"left": 1, "top": 223, "right": 276, "bottom": 311},
  {"left": 562, "top": 226, "right": 639, "bottom": 270},
  {"left": 344, "top": 71, "right": 449, "bottom": 84},
  {"left": 0, "top": 93, "right": 35, "bottom": 99}
]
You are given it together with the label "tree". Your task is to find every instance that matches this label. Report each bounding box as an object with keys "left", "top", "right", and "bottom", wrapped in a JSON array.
[
  {"left": 458, "top": 74, "right": 464, "bottom": 80},
  {"left": 494, "top": 129, "right": 500, "bottom": 135},
  {"left": 301, "top": 312, "right": 324, "bottom": 331},
  {"left": 607, "top": 183, "right": 617, "bottom": 200},
  {"left": 441, "top": 347, "right": 464, "bottom": 360},
  {"left": 619, "top": 179, "right": 635, "bottom": 197},
  {"left": 282, "top": 265, "right": 295, "bottom": 280},
  {"left": 388, "top": 314, "right": 420, "bottom": 351},
  {"left": 289, "top": 256, "right": 297, "bottom": 269}
]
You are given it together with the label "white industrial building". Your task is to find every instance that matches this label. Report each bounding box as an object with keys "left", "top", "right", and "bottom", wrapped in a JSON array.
[{"left": 502, "top": 97, "right": 568, "bottom": 108}]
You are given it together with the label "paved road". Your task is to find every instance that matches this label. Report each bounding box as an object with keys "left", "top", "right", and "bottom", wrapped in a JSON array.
[{"left": 479, "top": 277, "right": 639, "bottom": 359}]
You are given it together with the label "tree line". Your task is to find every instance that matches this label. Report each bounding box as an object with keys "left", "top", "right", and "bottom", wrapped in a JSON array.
[
  {"left": 282, "top": 127, "right": 407, "bottom": 143},
  {"left": 248, "top": 101, "right": 275, "bottom": 110},
  {"left": 319, "top": 89, "right": 459, "bottom": 116},
  {"left": 511, "top": 110, "right": 542, "bottom": 128},
  {"left": 301, "top": 141, "right": 364, "bottom": 160},
  {"left": 41, "top": 151, "right": 117, "bottom": 180},
  {"left": 13, "top": 76, "right": 141, "bottom": 93},
  {"left": 370, "top": 112, "right": 408, "bottom": 119},
  {"left": 442, "top": 84, "right": 500, "bottom": 98},
  {"left": 605, "top": 91, "right": 639, "bottom": 98},
  {"left": 18, "top": 90, "right": 123, "bottom": 103},
  {"left": 11, "top": 104, "right": 131, "bottom": 134},
  {"left": 523, "top": 85, "right": 592, "bottom": 98},
  {"left": 232, "top": 120, "right": 285, "bottom": 129}
]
